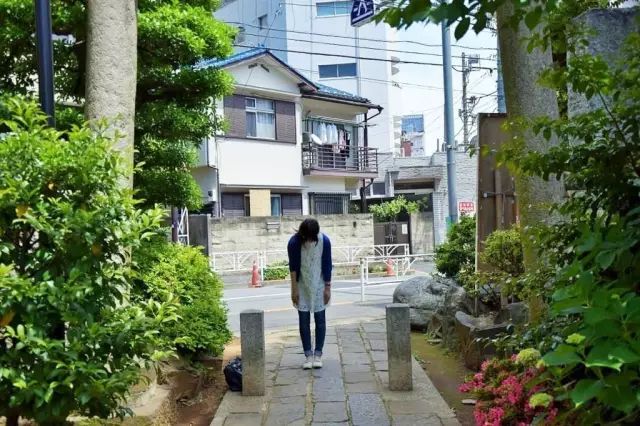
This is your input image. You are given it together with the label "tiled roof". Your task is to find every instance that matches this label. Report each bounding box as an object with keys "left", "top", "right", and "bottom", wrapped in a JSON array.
[
  {"left": 195, "top": 47, "right": 376, "bottom": 106},
  {"left": 194, "top": 47, "right": 268, "bottom": 70},
  {"left": 312, "top": 82, "right": 371, "bottom": 105}
]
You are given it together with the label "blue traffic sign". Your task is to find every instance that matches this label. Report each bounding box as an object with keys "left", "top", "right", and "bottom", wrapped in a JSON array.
[{"left": 350, "top": 0, "right": 375, "bottom": 27}]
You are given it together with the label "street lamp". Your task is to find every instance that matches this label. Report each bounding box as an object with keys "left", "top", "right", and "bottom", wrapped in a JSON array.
[{"left": 34, "top": 0, "right": 55, "bottom": 127}]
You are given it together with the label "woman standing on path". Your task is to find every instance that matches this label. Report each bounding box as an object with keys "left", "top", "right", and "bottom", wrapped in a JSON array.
[{"left": 287, "top": 218, "right": 332, "bottom": 370}]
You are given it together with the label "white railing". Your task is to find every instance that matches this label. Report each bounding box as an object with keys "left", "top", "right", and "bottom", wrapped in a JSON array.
[
  {"left": 210, "top": 244, "right": 410, "bottom": 276},
  {"left": 359, "top": 253, "right": 435, "bottom": 302}
]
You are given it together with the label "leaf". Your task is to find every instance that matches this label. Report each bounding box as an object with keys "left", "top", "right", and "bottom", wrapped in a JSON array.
[
  {"left": 571, "top": 379, "right": 604, "bottom": 407},
  {"left": 454, "top": 17, "right": 471, "bottom": 40},
  {"left": 595, "top": 251, "right": 615, "bottom": 270},
  {"left": 524, "top": 7, "right": 542, "bottom": 30},
  {"left": 542, "top": 344, "right": 582, "bottom": 367},
  {"left": 585, "top": 345, "right": 625, "bottom": 371}
]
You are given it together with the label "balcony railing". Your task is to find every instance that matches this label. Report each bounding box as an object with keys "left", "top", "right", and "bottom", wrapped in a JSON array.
[{"left": 302, "top": 142, "right": 378, "bottom": 176}]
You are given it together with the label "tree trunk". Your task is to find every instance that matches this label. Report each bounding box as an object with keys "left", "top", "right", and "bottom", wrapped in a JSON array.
[
  {"left": 85, "top": 0, "right": 137, "bottom": 185},
  {"left": 6, "top": 413, "right": 19, "bottom": 426},
  {"left": 496, "top": 3, "right": 566, "bottom": 319}
]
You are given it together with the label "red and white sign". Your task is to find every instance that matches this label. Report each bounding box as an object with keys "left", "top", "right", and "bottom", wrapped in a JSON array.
[{"left": 458, "top": 201, "right": 475, "bottom": 216}]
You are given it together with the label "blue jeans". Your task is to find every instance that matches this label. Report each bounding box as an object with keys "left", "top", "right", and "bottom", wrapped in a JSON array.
[{"left": 298, "top": 310, "right": 326, "bottom": 357}]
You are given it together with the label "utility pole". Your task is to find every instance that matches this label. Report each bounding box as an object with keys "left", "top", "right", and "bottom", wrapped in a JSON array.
[
  {"left": 496, "top": 45, "right": 506, "bottom": 113},
  {"left": 459, "top": 53, "right": 480, "bottom": 148},
  {"left": 34, "top": 0, "right": 55, "bottom": 127},
  {"left": 441, "top": 22, "right": 458, "bottom": 227}
]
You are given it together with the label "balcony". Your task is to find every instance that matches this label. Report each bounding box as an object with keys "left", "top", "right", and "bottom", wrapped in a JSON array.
[{"left": 302, "top": 142, "right": 378, "bottom": 178}]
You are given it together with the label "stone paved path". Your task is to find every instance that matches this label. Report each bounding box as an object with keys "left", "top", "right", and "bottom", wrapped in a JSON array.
[{"left": 212, "top": 320, "right": 459, "bottom": 426}]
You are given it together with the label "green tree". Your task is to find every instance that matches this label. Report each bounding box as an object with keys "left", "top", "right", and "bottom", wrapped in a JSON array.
[
  {"left": 0, "top": 0, "right": 235, "bottom": 209},
  {"left": 0, "top": 98, "right": 177, "bottom": 425},
  {"left": 368, "top": 196, "right": 419, "bottom": 222}
]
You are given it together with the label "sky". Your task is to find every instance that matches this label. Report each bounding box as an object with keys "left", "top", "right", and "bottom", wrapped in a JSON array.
[{"left": 392, "top": 22, "right": 499, "bottom": 155}]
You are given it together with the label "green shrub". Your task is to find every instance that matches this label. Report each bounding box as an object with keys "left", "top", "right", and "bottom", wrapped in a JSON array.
[
  {"left": 134, "top": 240, "right": 231, "bottom": 357},
  {"left": 0, "top": 98, "right": 175, "bottom": 423},
  {"left": 264, "top": 260, "right": 289, "bottom": 281},
  {"left": 434, "top": 215, "right": 476, "bottom": 278}
]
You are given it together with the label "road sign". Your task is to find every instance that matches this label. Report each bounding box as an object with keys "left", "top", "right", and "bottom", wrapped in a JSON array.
[{"left": 351, "top": 0, "right": 375, "bottom": 27}]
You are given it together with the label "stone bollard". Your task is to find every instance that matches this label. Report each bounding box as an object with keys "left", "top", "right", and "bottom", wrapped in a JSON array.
[
  {"left": 240, "top": 309, "right": 265, "bottom": 396},
  {"left": 386, "top": 303, "right": 412, "bottom": 391}
]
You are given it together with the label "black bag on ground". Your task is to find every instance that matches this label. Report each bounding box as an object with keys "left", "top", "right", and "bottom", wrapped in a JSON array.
[{"left": 224, "top": 357, "right": 243, "bottom": 391}]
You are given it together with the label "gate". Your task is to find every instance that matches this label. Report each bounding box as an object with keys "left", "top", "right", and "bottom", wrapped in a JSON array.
[{"left": 373, "top": 222, "right": 410, "bottom": 254}]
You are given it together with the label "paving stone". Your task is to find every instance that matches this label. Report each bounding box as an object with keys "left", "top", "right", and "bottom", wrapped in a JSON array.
[
  {"left": 342, "top": 363, "right": 372, "bottom": 373},
  {"left": 310, "top": 423, "right": 349, "bottom": 426},
  {"left": 264, "top": 402, "right": 306, "bottom": 426},
  {"left": 273, "top": 396, "right": 306, "bottom": 406},
  {"left": 346, "top": 381, "right": 379, "bottom": 393},
  {"left": 374, "top": 361, "right": 389, "bottom": 371},
  {"left": 312, "top": 401, "right": 349, "bottom": 423},
  {"left": 275, "top": 368, "right": 312, "bottom": 385},
  {"left": 388, "top": 400, "right": 434, "bottom": 415},
  {"left": 371, "top": 351, "right": 388, "bottom": 362},
  {"left": 223, "top": 413, "right": 263, "bottom": 426},
  {"left": 344, "top": 371, "right": 377, "bottom": 384},
  {"left": 377, "top": 371, "right": 389, "bottom": 386},
  {"left": 392, "top": 414, "right": 442, "bottom": 426},
  {"left": 369, "top": 339, "right": 388, "bottom": 351},
  {"left": 341, "top": 353, "right": 370, "bottom": 365},
  {"left": 348, "top": 393, "right": 391, "bottom": 426},
  {"left": 313, "top": 377, "right": 345, "bottom": 396},
  {"left": 341, "top": 345, "right": 367, "bottom": 353},
  {"left": 365, "top": 332, "right": 387, "bottom": 340},
  {"left": 272, "top": 382, "right": 308, "bottom": 397},
  {"left": 280, "top": 354, "right": 305, "bottom": 368},
  {"left": 226, "top": 394, "right": 265, "bottom": 413},
  {"left": 439, "top": 417, "right": 461, "bottom": 425}
]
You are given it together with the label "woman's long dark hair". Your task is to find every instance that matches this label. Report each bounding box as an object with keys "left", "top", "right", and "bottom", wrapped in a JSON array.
[{"left": 297, "top": 218, "right": 320, "bottom": 244}]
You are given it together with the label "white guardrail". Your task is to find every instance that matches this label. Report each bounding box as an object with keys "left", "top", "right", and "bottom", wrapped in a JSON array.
[
  {"left": 211, "top": 244, "right": 411, "bottom": 280},
  {"left": 359, "top": 254, "right": 435, "bottom": 302}
]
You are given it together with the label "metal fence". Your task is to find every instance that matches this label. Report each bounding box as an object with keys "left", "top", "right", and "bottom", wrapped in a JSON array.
[
  {"left": 358, "top": 253, "right": 435, "bottom": 302},
  {"left": 211, "top": 244, "right": 411, "bottom": 279}
]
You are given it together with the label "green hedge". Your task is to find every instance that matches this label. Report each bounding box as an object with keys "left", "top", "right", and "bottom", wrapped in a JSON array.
[{"left": 134, "top": 240, "right": 231, "bottom": 357}]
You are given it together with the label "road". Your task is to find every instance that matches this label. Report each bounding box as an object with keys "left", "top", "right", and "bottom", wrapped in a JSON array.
[{"left": 222, "top": 276, "right": 412, "bottom": 335}]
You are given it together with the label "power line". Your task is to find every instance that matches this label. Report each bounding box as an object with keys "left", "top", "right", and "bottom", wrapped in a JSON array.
[
  {"left": 234, "top": 44, "right": 497, "bottom": 71},
  {"left": 240, "top": 31, "right": 497, "bottom": 63},
  {"left": 227, "top": 21, "right": 498, "bottom": 51}
]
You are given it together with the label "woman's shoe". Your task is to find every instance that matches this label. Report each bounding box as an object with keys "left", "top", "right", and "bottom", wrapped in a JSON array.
[
  {"left": 302, "top": 356, "right": 313, "bottom": 370},
  {"left": 312, "top": 355, "right": 323, "bottom": 369}
]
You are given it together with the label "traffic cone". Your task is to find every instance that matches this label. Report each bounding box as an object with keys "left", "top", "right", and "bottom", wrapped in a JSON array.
[
  {"left": 250, "top": 260, "right": 261, "bottom": 288},
  {"left": 386, "top": 258, "right": 395, "bottom": 277}
]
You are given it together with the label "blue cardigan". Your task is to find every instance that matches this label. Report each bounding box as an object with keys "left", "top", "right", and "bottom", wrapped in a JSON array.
[{"left": 287, "top": 233, "right": 332, "bottom": 283}]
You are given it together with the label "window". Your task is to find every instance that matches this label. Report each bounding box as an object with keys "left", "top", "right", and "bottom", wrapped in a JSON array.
[
  {"left": 222, "top": 193, "right": 246, "bottom": 217},
  {"left": 371, "top": 182, "right": 386, "bottom": 196},
  {"left": 317, "top": 1, "right": 351, "bottom": 16},
  {"left": 258, "top": 14, "right": 268, "bottom": 30},
  {"left": 310, "top": 193, "right": 350, "bottom": 215},
  {"left": 270, "top": 195, "right": 281, "bottom": 216},
  {"left": 246, "top": 97, "right": 275, "bottom": 139},
  {"left": 318, "top": 63, "right": 357, "bottom": 79},
  {"left": 281, "top": 194, "right": 303, "bottom": 216}
]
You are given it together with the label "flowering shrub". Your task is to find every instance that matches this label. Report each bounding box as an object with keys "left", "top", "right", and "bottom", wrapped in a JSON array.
[{"left": 460, "top": 350, "right": 564, "bottom": 425}]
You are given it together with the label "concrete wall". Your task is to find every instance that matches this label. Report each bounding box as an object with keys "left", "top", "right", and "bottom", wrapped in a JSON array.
[
  {"left": 410, "top": 212, "right": 435, "bottom": 254},
  {"left": 431, "top": 151, "right": 478, "bottom": 245},
  {"left": 209, "top": 214, "right": 374, "bottom": 253}
]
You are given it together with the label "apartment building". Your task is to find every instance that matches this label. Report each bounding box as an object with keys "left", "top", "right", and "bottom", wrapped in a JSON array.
[
  {"left": 191, "top": 48, "right": 381, "bottom": 217},
  {"left": 215, "top": 0, "right": 399, "bottom": 155}
]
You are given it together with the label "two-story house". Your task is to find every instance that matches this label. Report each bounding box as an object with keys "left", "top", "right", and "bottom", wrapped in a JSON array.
[{"left": 192, "top": 48, "right": 381, "bottom": 217}]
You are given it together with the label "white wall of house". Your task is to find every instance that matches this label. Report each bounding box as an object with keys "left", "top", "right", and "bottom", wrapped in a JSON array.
[
  {"left": 216, "top": 0, "right": 398, "bottom": 153},
  {"left": 191, "top": 166, "right": 218, "bottom": 205}
]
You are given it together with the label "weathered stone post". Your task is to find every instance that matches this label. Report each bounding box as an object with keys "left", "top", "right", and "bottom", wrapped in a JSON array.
[
  {"left": 386, "top": 303, "right": 412, "bottom": 391},
  {"left": 240, "top": 309, "right": 265, "bottom": 396}
]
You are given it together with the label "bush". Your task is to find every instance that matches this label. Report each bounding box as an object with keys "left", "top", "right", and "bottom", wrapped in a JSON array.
[
  {"left": 463, "top": 227, "right": 525, "bottom": 309},
  {"left": 434, "top": 215, "right": 476, "bottom": 278},
  {"left": 134, "top": 240, "right": 231, "bottom": 357},
  {"left": 460, "top": 350, "right": 565, "bottom": 425},
  {"left": 0, "top": 98, "right": 175, "bottom": 423},
  {"left": 264, "top": 260, "right": 289, "bottom": 281}
]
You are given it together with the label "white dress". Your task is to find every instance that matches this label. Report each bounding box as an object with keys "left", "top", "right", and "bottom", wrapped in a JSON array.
[{"left": 296, "top": 233, "right": 327, "bottom": 313}]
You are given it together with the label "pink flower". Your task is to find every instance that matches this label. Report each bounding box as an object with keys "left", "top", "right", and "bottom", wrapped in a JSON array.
[{"left": 486, "top": 407, "right": 505, "bottom": 426}]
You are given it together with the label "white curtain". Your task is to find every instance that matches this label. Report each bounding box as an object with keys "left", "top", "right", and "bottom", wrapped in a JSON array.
[{"left": 256, "top": 112, "right": 275, "bottom": 139}]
